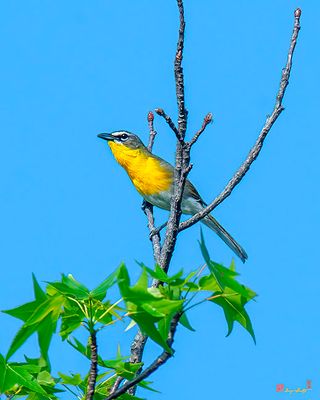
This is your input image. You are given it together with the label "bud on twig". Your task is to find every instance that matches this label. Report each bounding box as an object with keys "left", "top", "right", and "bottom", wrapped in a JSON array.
[
  {"left": 204, "top": 112, "right": 213, "bottom": 125},
  {"left": 155, "top": 108, "right": 164, "bottom": 116},
  {"left": 294, "top": 8, "right": 301, "bottom": 18},
  {"left": 147, "top": 111, "right": 154, "bottom": 122}
]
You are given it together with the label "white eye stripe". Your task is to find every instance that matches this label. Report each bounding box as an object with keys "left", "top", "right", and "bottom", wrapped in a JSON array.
[{"left": 112, "top": 132, "right": 129, "bottom": 141}]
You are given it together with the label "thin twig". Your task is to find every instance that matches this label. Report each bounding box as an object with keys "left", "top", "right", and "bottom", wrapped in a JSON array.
[
  {"left": 178, "top": 8, "right": 302, "bottom": 233},
  {"left": 147, "top": 111, "right": 157, "bottom": 151},
  {"left": 86, "top": 330, "right": 98, "bottom": 400},
  {"left": 159, "top": 0, "right": 189, "bottom": 273},
  {"left": 142, "top": 201, "right": 161, "bottom": 264},
  {"left": 106, "top": 312, "right": 182, "bottom": 400},
  {"left": 187, "top": 113, "right": 213, "bottom": 148},
  {"left": 141, "top": 111, "right": 163, "bottom": 265},
  {"left": 174, "top": 0, "right": 187, "bottom": 139},
  {"left": 108, "top": 377, "right": 124, "bottom": 396},
  {"left": 155, "top": 108, "right": 180, "bottom": 140}
]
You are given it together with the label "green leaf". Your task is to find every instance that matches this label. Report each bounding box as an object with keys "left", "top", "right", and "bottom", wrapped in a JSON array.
[
  {"left": 58, "top": 372, "right": 82, "bottom": 386},
  {"left": 46, "top": 274, "right": 90, "bottom": 302},
  {"left": 6, "top": 364, "right": 48, "bottom": 395},
  {"left": 90, "top": 267, "right": 120, "bottom": 301},
  {"left": 3, "top": 300, "right": 39, "bottom": 322},
  {"left": 67, "top": 337, "right": 90, "bottom": 359},
  {"left": 142, "top": 298, "right": 183, "bottom": 318},
  {"left": 199, "top": 275, "right": 220, "bottom": 292},
  {"left": 0, "top": 354, "right": 7, "bottom": 392},
  {"left": 117, "top": 263, "right": 131, "bottom": 293},
  {"left": 199, "top": 232, "right": 257, "bottom": 342},
  {"left": 66, "top": 337, "right": 106, "bottom": 368},
  {"left": 32, "top": 274, "right": 47, "bottom": 302},
  {"left": 118, "top": 394, "right": 145, "bottom": 400},
  {"left": 93, "top": 300, "right": 116, "bottom": 326},
  {"left": 118, "top": 265, "right": 184, "bottom": 352},
  {"left": 210, "top": 288, "right": 256, "bottom": 343},
  {"left": 179, "top": 313, "right": 195, "bottom": 331},
  {"left": 106, "top": 361, "right": 142, "bottom": 380},
  {"left": 25, "top": 295, "right": 65, "bottom": 326},
  {"left": 37, "top": 370, "right": 55, "bottom": 386},
  {"left": 37, "top": 314, "right": 58, "bottom": 368},
  {"left": 141, "top": 303, "right": 165, "bottom": 318},
  {"left": 141, "top": 263, "right": 169, "bottom": 282},
  {"left": 125, "top": 319, "right": 137, "bottom": 332},
  {"left": 6, "top": 324, "right": 39, "bottom": 361},
  {"left": 60, "top": 313, "right": 82, "bottom": 340},
  {"left": 24, "top": 356, "right": 48, "bottom": 369},
  {"left": 132, "top": 313, "right": 172, "bottom": 353},
  {"left": 138, "top": 380, "right": 160, "bottom": 393},
  {"left": 199, "top": 228, "right": 211, "bottom": 266},
  {"left": 139, "top": 262, "right": 184, "bottom": 285},
  {"left": 133, "top": 268, "right": 149, "bottom": 291}
]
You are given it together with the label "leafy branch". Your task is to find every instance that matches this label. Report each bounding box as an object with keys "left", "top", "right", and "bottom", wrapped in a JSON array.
[{"left": 1, "top": 234, "right": 256, "bottom": 399}]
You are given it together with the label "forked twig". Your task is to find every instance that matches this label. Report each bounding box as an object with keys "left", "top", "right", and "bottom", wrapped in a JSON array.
[{"left": 179, "top": 8, "right": 302, "bottom": 232}]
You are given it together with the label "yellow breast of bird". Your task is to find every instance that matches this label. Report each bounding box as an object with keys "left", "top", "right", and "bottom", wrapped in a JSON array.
[{"left": 108, "top": 142, "right": 173, "bottom": 196}]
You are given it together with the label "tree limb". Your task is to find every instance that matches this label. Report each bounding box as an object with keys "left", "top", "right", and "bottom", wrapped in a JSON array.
[
  {"left": 108, "top": 377, "right": 123, "bottom": 396},
  {"left": 178, "top": 8, "right": 302, "bottom": 232},
  {"left": 159, "top": 0, "right": 189, "bottom": 273},
  {"left": 106, "top": 312, "right": 182, "bottom": 400},
  {"left": 86, "top": 330, "right": 98, "bottom": 400}
]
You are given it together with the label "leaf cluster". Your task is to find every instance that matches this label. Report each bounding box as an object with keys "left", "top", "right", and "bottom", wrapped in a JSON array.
[{"left": 0, "top": 234, "right": 256, "bottom": 398}]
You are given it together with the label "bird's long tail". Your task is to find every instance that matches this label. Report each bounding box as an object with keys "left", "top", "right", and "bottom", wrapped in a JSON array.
[{"left": 202, "top": 214, "right": 248, "bottom": 263}]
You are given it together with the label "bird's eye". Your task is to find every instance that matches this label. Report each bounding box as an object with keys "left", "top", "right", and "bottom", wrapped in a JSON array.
[{"left": 120, "top": 133, "right": 129, "bottom": 141}]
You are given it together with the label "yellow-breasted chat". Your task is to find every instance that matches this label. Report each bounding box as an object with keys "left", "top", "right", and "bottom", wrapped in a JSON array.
[{"left": 98, "top": 130, "right": 248, "bottom": 262}]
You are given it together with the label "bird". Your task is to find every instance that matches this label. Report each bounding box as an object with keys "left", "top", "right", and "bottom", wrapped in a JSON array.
[{"left": 98, "top": 130, "right": 248, "bottom": 262}]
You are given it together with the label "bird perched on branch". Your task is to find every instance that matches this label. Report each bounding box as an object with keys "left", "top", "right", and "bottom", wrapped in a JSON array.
[{"left": 98, "top": 131, "right": 248, "bottom": 262}]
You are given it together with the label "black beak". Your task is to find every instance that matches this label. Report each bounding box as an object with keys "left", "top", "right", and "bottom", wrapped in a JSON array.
[{"left": 97, "top": 133, "right": 115, "bottom": 141}]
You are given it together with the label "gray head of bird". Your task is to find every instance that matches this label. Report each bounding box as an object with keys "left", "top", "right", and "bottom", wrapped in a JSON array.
[{"left": 97, "top": 131, "right": 145, "bottom": 149}]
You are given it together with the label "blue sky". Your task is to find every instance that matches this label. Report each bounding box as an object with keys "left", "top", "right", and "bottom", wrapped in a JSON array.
[{"left": 0, "top": 1, "right": 319, "bottom": 399}]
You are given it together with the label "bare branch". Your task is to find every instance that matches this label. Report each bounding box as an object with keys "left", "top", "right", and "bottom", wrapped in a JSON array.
[
  {"left": 108, "top": 377, "right": 123, "bottom": 396},
  {"left": 106, "top": 313, "right": 181, "bottom": 400},
  {"left": 142, "top": 202, "right": 162, "bottom": 263},
  {"left": 159, "top": 0, "right": 189, "bottom": 273},
  {"left": 142, "top": 111, "right": 162, "bottom": 265},
  {"left": 127, "top": 331, "right": 148, "bottom": 395},
  {"left": 86, "top": 331, "right": 98, "bottom": 400},
  {"left": 174, "top": 0, "right": 187, "bottom": 139},
  {"left": 187, "top": 113, "right": 213, "bottom": 148},
  {"left": 179, "top": 8, "right": 302, "bottom": 233},
  {"left": 155, "top": 108, "right": 180, "bottom": 140},
  {"left": 147, "top": 111, "right": 157, "bottom": 151}
]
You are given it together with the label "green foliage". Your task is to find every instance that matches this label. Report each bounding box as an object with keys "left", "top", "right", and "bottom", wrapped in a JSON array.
[
  {"left": 0, "top": 354, "right": 62, "bottom": 398},
  {"left": 118, "top": 264, "right": 184, "bottom": 353},
  {"left": 198, "top": 230, "right": 257, "bottom": 342},
  {"left": 1, "top": 234, "right": 257, "bottom": 398}
]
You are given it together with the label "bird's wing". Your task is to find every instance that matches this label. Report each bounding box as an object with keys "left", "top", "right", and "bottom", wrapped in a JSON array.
[{"left": 184, "top": 179, "right": 207, "bottom": 207}]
